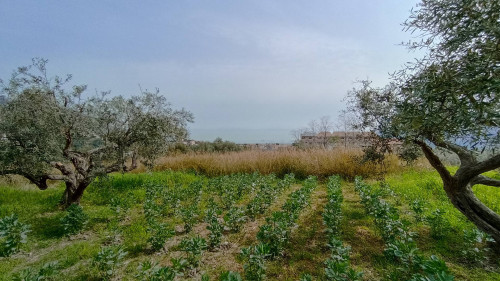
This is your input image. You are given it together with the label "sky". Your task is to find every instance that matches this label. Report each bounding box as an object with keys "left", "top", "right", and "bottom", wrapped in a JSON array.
[{"left": 0, "top": 0, "right": 421, "bottom": 143}]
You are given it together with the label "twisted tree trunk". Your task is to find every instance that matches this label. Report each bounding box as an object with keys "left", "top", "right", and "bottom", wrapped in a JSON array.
[
  {"left": 60, "top": 180, "right": 93, "bottom": 207},
  {"left": 416, "top": 140, "right": 500, "bottom": 249}
]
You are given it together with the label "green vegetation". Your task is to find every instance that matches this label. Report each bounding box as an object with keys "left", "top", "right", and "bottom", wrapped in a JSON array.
[{"left": 0, "top": 168, "right": 499, "bottom": 280}]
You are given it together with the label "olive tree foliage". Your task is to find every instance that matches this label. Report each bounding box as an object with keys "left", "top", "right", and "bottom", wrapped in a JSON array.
[
  {"left": 347, "top": 0, "right": 500, "bottom": 244},
  {"left": 0, "top": 59, "right": 193, "bottom": 206}
]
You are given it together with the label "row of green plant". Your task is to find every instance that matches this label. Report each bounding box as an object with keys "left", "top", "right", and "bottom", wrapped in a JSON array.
[
  {"left": 245, "top": 174, "right": 295, "bottom": 220},
  {"left": 240, "top": 176, "right": 317, "bottom": 281},
  {"left": 322, "top": 175, "right": 363, "bottom": 281},
  {"left": 354, "top": 177, "right": 454, "bottom": 281},
  {"left": 378, "top": 178, "right": 496, "bottom": 267}
]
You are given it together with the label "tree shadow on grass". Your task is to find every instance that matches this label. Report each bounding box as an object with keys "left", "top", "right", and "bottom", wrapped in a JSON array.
[{"left": 32, "top": 215, "right": 65, "bottom": 239}]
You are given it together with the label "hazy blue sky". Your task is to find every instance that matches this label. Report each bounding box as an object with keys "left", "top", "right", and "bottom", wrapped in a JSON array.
[{"left": 0, "top": 1, "right": 420, "bottom": 143}]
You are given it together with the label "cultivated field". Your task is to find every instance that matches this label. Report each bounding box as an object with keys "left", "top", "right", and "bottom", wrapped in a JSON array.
[{"left": 0, "top": 157, "right": 499, "bottom": 280}]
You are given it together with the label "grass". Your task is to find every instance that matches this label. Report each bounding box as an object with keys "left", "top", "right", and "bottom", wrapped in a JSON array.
[
  {"left": 152, "top": 148, "right": 402, "bottom": 179},
  {"left": 0, "top": 164, "right": 499, "bottom": 280}
]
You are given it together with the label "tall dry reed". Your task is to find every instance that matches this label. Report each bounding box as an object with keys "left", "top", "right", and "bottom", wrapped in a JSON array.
[{"left": 152, "top": 148, "right": 402, "bottom": 179}]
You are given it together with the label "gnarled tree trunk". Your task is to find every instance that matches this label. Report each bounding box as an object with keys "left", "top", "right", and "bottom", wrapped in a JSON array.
[
  {"left": 416, "top": 140, "right": 500, "bottom": 249},
  {"left": 444, "top": 180, "right": 500, "bottom": 246},
  {"left": 60, "top": 180, "right": 93, "bottom": 207}
]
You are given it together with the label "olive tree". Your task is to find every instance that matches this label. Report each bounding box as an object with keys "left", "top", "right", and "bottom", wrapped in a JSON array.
[
  {"left": 347, "top": 0, "right": 500, "bottom": 244},
  {"left": 0, "top": 59, "right": 193, "bottom": 206}
]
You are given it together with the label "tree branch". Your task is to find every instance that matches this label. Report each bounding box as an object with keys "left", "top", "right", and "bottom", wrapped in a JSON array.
[
  {"left": 470, "top": 175, "right": 500, "bottom": 187},
  {"left": 431, "top": 139, "right": 477, "bottom": 166},
  {"left": 414, "top": 140, "right": 453, "bottom": 182},
  {"left": 461, "top": 154, "right": 500, "bottom": 181}
]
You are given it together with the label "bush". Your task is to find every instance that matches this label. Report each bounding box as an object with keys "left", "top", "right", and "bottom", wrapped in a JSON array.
[
  {"left": 92, "top": 245, "right": 127, "bottom": 280},
  {"left": 0, "top": 214, "right": 31, "bottom": 256},
  {"left": 61, "top": 204, "right": 89, "bottom": 236}
]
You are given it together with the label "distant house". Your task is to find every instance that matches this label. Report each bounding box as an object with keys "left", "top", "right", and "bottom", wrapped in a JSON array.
[
  {"left": 299, "top": 131, "right": 372, "bottom": 148},
  {"left": 299, "top": 131, "right": 403, "bottom": 150}
]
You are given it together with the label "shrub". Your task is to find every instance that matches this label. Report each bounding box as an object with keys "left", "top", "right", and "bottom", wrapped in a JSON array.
[
  {"left": 0, "top": 214, "right": 31, "bottom": 256},
  {"left": 92, "top": 245, "right": 127, "bottom": 280},
  {"left": 12, "top": 261, "right": 59, "bottom": 281},
  {"left": 60, "top": 204, "right": 89, "bottom": 236}
]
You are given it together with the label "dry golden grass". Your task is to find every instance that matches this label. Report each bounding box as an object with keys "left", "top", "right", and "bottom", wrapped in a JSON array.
[{"left": 151, "top": 148, "right": 402, "bottom": 179}]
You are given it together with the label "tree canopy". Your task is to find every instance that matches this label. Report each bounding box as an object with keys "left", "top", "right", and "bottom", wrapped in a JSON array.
[
  {"left": 347, "top": 0, "right": 500, "bottom": 244},
  {"left": 0, "top": 59, "right": 193, "bottom": 205}
]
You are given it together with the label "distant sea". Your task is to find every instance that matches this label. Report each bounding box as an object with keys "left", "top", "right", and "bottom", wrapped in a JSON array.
[{"left": 189, "top": 128, "right": 294, "bottom": 144}]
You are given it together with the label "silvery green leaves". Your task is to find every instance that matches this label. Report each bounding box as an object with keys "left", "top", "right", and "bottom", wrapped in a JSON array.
[{"left": 0, "top": 214, "right": 31, "bottom": 257}]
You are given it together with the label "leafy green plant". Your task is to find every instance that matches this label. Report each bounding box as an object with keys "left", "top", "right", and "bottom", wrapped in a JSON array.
[
  {"left": 92, "top": 245, "right": 127, "bottom": 280},
  {"left": 323, "top": 176, "right": 343, "bottom": 236},
  {"left": 12, "top": 261, "right": 59, "bottom": 281},
  {"left": 410, "top": 199, "right": 426, "bottom": 223},
  {"left": 60, "top": 204, "right": 89, "bottom": 236},
  {"left": 0, "top": 214, "right": 31, "bottom": 256},
  {"left": 219, "top": 271, "right": 242, "bottom": 281},
  {"left": 256, "top": 211, "right": 291, "bottom": 257},
  {"left": 224, "top": 206, "right": 247, "bottom": 232},
  {"left": 426, "top": 209, "right": 450, "bottom": 239},
  {"left": 135, "top": 260, "right": 176, "bottom": 281},
  {"left": 207, "top": 216, "right": 224, "bottom": 249},
  {"left": 460, "top": 228, "right": 494, "bottom": 265},
  {"left": 409, "top": 255, "right": 455, "bottom": 281},
  {"left": 147, "top": 222, "right": 175, "bottom": 251},
  {"left": 179, "top": 236, "right": 207, "bottom": 267},
  {"left": 299, "top": 273, "right": 313, "bottom": 281},
  {"left": 354, "top": 177, "right": 453, "bottom": 280},
  {"left": 324, "top": 237, "right": 363, "bottom": 281},
  {"left": 110, "top": 196, "right": 132, "bottom": 220},
  {"left": 240, "top": 243, "right": 271, "bottom": 281},
  {"left": 180, "top": 205, "right": 199, "bottom": 233},
  {"left": 170, "top": 257, "right": 189, "bottom": 274}
]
